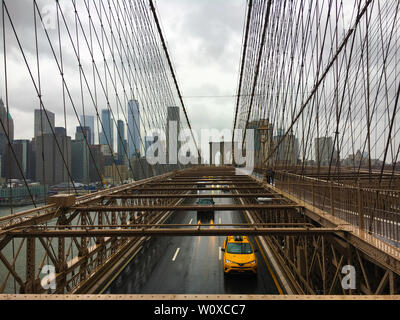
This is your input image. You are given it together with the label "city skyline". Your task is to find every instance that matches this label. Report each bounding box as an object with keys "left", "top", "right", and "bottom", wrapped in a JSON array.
[
  {"left": 0, "top": 104, "right": 393, "bottom": 166},
  {"left": 11, "top": 104, "right": 144, "bottom": 156}
]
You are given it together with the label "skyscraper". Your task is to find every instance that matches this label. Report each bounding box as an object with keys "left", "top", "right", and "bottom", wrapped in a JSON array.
[
  {"left": 272, "top": 130, "right": 299, "bottom": 165},
  {"left": 0, "top": 98, "right": 14, "bottom": 141},
  {"left": 315, "top": 136, "right": 334, "bottom": 166},
  {"left": 34, "top": 108, "right": 55, "bottom": 138},
  {"left": 55, "top": 127, "right": 66, "bottom": 136},
  {"left": 80, "top": 115, "right": 94, "bottom": 145},
  {"left": 9, "top": 140, "right": 32, "bottom": 179},
  {"left": 71, "top": 141, "right": 88, "bottom": 183},
  {"left": 0, "top": 99, "right": 14, "bottom": 178},
  {"left": 35, "top": 129, "right": 71, "bottom": 185},
  {"left": 127, "top": 99, "right": 140, "bottom": 158},
  {"left": 117, "top": 120, "right": 127, "bottom": 165},
  {"left": 89, "top": 144, "right": 105, "bottom": 183},
  {"left": 99, "top": 109, "right": 114, "bottom": 153},
  {"left": 71, "top": 126, "right": 90, "bottom": 183},
  {"left": 76, "top": 126, "right": 91, "bottom": 143}
]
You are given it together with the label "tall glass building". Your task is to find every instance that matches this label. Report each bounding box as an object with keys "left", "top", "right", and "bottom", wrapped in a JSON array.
[
  {"left": 99, "top": 109, "right": 114, "bottom": 153},
  {"left": 117, "top": 120, "right": 127, "bottom": 164},
  {"left": 34, "top": 108, "right": 54, "bottom": 139},
  {"left": 79, "top": 114, "right": 95, "bottom": 145}
]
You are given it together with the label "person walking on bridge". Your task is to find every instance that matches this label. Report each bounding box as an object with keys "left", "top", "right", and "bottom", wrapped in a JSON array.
[
  {"left": 270, "top": 168, "right": 275, "bottom": 186},
  {"left": 265, "top": 168, "right": 272, "bottom": 184}
]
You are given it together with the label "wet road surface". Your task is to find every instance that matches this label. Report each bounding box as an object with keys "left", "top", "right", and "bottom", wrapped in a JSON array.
[{"left": 104, "top": 189, "right": 281, "bottom": 294}]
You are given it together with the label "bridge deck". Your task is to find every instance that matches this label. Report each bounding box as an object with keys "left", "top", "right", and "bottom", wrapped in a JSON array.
[{"left": 1, "top": 166, "right": 400, "bottom": 295}]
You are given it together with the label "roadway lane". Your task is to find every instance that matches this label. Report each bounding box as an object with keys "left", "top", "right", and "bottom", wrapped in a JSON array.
[{"left": 103, "top": 188, "right": 280, "bottom": 294}]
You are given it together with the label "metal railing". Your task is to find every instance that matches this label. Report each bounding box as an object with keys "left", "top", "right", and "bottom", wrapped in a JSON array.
[{"left": 274, "top": 171, "right": 400, "bottom": 244}]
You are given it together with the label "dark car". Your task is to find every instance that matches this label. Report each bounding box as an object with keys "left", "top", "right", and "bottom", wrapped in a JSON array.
[
  {"left": 196, "top": 198, "right": 215, "bottom": 212},
  {"left": 196, "top": 198, "right": 215, "bottom": 221}
]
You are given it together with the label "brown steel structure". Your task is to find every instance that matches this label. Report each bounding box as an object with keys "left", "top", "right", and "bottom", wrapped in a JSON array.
[{"left": 0, "top": 166, "right": 400, "bottom": 295}]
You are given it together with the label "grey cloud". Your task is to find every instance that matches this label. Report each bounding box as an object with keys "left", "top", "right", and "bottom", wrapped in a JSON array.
[
  {"left": 159, "top": 0, "right": 245, "bottom": 70},
  {"left": 2, "top": 0, "right": 247, "bottom": 142}
]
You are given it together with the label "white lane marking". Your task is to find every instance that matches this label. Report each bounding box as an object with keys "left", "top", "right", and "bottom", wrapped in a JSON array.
[
  {"left": 219, "top": 247, "right": 222, "bottom": 260},
  {"left": 172, "top": 248, "right": 180, "bottom": 261},
  {"left": 219, "top": 217, "right": 221, "bottom": 224},
  {"left": 189, "top": 218, "right": 193, "bottom": 224}
]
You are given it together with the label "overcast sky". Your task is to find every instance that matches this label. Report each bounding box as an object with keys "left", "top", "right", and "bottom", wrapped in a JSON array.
[
  {"left": 1, "top": 0, "right": 399, "bottom": 164},
  {"left": 156, "top": 0, "right": 246, "bottom": 136},
  {"left": 0, "top": 0, "right": 247, "bottom": 143}
]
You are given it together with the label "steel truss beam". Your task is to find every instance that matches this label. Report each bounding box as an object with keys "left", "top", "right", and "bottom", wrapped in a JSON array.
[
  {"left": 145, "top": 181, "right": 258, "bottom": 185},
  {"left": 6, "top": 227, "right": 341, "bottom": 238},
  {"left": 74, "top": 204, "right": 301, "bottom": 212},
  {"left": 125, "top": 186, "right": 265, "bottom": 191},
  {"left": 104, "top": 193, "right": 283, "bottom": 199}
]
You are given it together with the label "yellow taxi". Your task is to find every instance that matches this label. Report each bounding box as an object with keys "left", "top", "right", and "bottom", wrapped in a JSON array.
[{"left": 221, "top": 236, "right": 258, "bottom": 275}]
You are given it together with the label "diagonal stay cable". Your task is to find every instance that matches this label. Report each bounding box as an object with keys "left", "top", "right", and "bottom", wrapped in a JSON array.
[
  {"left": 241, "top": 0, "right": 273, "bottom": 148},
  {"left": 148, "top": 0, "right": 200, "bottom": 161},
  {"left": 263, "top": 0, "right": 373, "bottom": 165},
  {"left": 3, "top": 2, "right": 78, "bottom": 194},
  {"left": 232, "top": 0, "right": 253, "bottom": 148}
]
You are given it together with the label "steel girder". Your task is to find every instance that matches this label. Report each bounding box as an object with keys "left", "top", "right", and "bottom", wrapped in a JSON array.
[
  {"left": 1, "top": 166, "right": 400, "bottom": 295},
  {"left": 243, "top": 173, "right": 400, "bottom": 294}
]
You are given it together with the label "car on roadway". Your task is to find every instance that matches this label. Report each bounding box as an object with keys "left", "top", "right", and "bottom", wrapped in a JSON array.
[
  {"left": 196, "top": 198, "right": 215, "bottom": 213},
  {"left": 221, "top": 235, "right": 258, "bottom": 275},
  {"left": 196, "top": 197, "right": 215, "bottom": 220}
]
